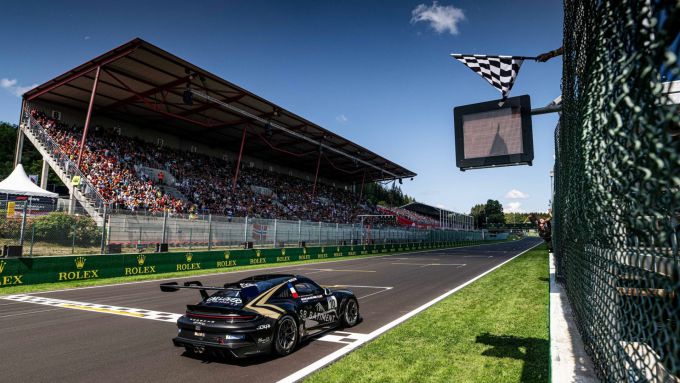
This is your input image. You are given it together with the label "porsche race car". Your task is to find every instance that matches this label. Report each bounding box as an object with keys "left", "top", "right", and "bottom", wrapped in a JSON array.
[{"left": 160, "top": 274, "right": 361, "bottom": 358}]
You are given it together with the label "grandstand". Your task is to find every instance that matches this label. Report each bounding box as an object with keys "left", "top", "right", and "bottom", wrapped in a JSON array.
[
  {"left": 14, "top": 38, "right": 416, "bottom": 226},
  {"left": 372, "top": 202, "right": 473, "bottom": 230}
]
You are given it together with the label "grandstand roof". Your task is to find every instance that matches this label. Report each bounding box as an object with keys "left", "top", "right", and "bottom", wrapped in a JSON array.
[
  {"left": 23, "top": 38, "right": 416, "bottom": 183},
  {"left": 401, "top": 202, "right": 469, "bottom": 218}
]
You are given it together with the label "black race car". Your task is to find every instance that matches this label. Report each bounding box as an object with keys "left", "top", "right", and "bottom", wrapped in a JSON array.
[{"left": 160, "top": 274, "right": 361, "bottom": 358}]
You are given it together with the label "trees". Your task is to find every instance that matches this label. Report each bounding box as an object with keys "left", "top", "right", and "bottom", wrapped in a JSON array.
[
  {"left": 363, "top": 183, "right": 415, "bottom": 207},
  {"left": 485, "top": 199, "right": 505, "bottom": 225},
  {"left": 470, "top": 203, "right": 486, "bottom": 228},
  {"left": 470, "top": 199, "right": 505, "bottom": 228}
]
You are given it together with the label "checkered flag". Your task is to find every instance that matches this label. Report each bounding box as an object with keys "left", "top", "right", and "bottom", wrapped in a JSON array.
[{"left": 450, "top": 54, "right": 528, "bottom": 99}]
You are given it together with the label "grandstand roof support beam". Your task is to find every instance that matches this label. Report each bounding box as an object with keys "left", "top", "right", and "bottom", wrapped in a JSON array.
[
  {"left": 25, "top": 42, "right": 139, "bottom": 102},
  {"left": 102, "top": 68, "right": 215, "bottom": 128},
  {"left": 232, "top": 124, "right": 248, "bottom": 194},
  {"left": 357, "top": 170, "right": 366, "bottom": 206},
  {"left": 77, "top": 65, "right": 101, "bottom": 168},
  {"left": 312, "top": 149, "right": 322, "bottom": 197}
]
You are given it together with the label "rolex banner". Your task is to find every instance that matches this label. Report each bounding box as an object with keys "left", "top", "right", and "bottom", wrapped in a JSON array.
[{"left": 0, "top": 241, "right": 482, "bottom": 288}]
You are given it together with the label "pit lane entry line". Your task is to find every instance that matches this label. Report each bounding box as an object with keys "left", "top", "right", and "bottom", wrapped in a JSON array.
[{"left": 276, "top": 240, "right": 542, "bottom": 383}]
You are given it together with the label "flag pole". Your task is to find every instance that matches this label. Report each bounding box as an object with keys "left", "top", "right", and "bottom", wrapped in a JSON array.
[{"left": 450, "top": 54, "right": 539, "bottom": 61}]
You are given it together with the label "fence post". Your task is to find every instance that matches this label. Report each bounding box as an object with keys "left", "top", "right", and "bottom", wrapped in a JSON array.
[
  {"left": 99, "top": 204, "right": 107, "bottom": 254},
  {"left": 161, "top": 210, "right": 168, "bottom": 244},
  {"left": 71, "top": 225, "right": 76, "bottom": 254},
  {"left": 207, "top": 214, "right": 212, "bottom": 250},
  {"left": 273, "top": 219, "right": 277, "bottom": 248},
  {"left": 244, "top": 216, "right": 248, "bottom": 244},
  {"left": 29, "top": 225, "right": 35, "bottom": 256},
  {"left": 298, "top": 220, "right": 302, "bottom": 243},
  {"left": 19, "top": 200, "right": 28, "bottom": 246},
  {"left": 318, "top": 221, "right": 322, "bottom": 245},
  {"left": 189, "top": 227, "right": 193, "bottom": 250}
]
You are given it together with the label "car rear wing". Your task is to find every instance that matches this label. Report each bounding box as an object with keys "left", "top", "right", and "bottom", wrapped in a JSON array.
[{"left": 160, "top": 281, "right": 237, "bottom": 299}]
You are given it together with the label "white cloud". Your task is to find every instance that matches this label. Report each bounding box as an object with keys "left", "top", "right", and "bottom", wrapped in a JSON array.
[
  {"left": 0, "top": 78, "right": 37, "bottom": 97},
  {"left": 411, "top": 2, "right": 465, "bottom": 35},
  {"left": 505, "top": 201, "right": 523, "bottom": 213},
  {"left": 336, "top": 114, "right": 348, "bottom": 124},
  {"left": 1, "top": 78, "right": 18, "bottom": 88},
  {"left": 505, "top": 189, "right": 529, "bottom": 199},
  {"left": 84, "top": 35, "right": 91, "bottom": 40}
]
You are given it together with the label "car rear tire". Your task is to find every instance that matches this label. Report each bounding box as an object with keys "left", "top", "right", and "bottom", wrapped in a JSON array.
[
  {"left": 273, "top": 315, "right": 298, "bottom": 356},
  {"left": 341, "top": 298, "right": 359, "bottom": 327}
]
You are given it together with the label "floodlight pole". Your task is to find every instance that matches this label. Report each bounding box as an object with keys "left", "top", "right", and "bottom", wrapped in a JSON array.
[
  {"left": 232, "top": 124, "right": 248, "bottom": 194},
  {"left": 77, "top": 65, "right": 101, "bottom": 168}
]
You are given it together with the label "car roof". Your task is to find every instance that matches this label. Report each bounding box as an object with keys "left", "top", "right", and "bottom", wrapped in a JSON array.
[{"left": 237, "top": 274, "right": 296, "bottom": 283}]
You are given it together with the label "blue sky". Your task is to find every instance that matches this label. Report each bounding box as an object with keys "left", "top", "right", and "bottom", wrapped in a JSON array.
[{"left": 0, "top": 0, "right": 563, "bottom": 214}]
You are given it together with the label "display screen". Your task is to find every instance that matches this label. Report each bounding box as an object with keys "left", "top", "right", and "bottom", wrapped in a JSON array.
[
  {"left": 454, "top": 95, "right": 533, "bottom": 171},
  {"left": 462, "top": 107, "right": 523, "bottom": 159}
]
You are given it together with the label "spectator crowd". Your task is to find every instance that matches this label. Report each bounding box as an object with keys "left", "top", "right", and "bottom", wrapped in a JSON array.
[{"left": 29, "top": 109, "right": 386, "bottom": 223}]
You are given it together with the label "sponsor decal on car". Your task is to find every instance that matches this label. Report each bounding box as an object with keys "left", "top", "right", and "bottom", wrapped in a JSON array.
[
  {"left": 224, "top": 334, "right": 245, "bottom": 340},
  {"left": 205, "top": 296, "right": 242, "bottom": 305},
  {"left": 257, "top": 337, "right": 271, "bottom": 344},
  {"left": 300, "top": 294, "right": 323, "bottom": 302},
  {"left": 256, "top": 324, "right": 271, "bottom": 330}
]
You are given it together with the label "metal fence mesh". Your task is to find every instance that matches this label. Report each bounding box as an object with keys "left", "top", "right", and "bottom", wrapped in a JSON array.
[{"left": 555, "top": 0, "right": 679, "bottom": 381}]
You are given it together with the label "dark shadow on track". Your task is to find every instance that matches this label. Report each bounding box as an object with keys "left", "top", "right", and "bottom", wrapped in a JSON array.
[
  {"left": 177, "top": 334, "right": 334, "bottom": 367},
  {"left": 475, "top": 333, "right": 549, "bottom": 383}
]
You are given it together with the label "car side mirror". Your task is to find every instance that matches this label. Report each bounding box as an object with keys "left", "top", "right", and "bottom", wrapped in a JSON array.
[{"left": 323, "top": 288, "right": 332, "bottom": 296}]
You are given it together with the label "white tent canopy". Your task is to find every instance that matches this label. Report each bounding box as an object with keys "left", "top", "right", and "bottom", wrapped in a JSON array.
[{"left": 0, "top": 164, "right": 58, "bottom": 198}]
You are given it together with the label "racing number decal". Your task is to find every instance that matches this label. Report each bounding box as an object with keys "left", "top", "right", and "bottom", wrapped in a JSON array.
[{"left": 327, "top": 296, "right": 337, "bottom": 311}]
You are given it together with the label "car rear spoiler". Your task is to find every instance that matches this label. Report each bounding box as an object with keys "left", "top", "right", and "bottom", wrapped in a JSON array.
[{"left": 160, "top": 281, "right": 236, "bottom": 299}]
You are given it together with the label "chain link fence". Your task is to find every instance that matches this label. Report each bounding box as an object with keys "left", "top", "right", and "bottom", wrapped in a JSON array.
[
  {"left": 1, "top": 203, "right": 486, "bottom": 256},
  {"left": 555, "top": 0, "right": 679, "bottom": 381},
  {"left": 0, "top": 200, "right": 104, "bottom": 256},
  {"left": 105, "top": 210, "right": 484, "bottom": 254}
]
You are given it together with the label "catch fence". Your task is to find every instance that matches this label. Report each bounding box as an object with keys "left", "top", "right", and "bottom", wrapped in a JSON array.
[
  {"left": 554, "top": 0, "right": 679, "bottom": 381},
  {"left": 1, "top": 204, "right": 485, "bottom": 256}
]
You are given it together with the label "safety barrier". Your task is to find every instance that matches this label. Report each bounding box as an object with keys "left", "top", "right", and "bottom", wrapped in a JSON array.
[{"left": 0, "top": 240, "right": 492, "bottom": 287}]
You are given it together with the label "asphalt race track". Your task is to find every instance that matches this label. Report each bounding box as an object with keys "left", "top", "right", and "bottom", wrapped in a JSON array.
[{"left": 0, "top": 238, "right": 541, "bottom": 383}]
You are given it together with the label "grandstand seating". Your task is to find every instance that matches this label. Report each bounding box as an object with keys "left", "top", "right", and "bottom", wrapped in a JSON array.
[
  {"left": 377, "top": 205, "right": 439, "bottom": 228},
  {"left": 30, "top": 109, "right": 379, "bottom": 222}
]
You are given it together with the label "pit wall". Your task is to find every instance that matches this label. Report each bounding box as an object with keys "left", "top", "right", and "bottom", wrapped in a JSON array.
[{"left": 0, "top": 240, "right": 499, "bottom": 287}]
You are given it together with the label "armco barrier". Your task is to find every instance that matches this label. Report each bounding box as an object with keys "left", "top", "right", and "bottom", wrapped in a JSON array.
[{"left": 0, "top": 240, "right": 492, "bottom": 287}]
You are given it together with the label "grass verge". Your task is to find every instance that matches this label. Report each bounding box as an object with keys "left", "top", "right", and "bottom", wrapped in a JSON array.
[
  {"left": 306, "top": 244, "right": 549, "bottom": 383},
  {"left": 0, "top": 241, "right": 509, "bottom": 295}
]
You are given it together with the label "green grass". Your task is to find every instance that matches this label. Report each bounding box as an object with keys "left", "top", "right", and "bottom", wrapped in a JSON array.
[{"left": 306, "top": 244, "right": 549, "bottom": 383}]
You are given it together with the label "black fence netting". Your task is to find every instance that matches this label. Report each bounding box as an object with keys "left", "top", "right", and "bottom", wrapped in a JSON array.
[{"left": 555, "top": 0, "right": 679, "bottom": 381}]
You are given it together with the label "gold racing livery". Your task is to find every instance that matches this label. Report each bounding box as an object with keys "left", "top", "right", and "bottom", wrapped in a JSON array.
[{"left": 160, "top": 274, "right": 361, "bottom": 358}]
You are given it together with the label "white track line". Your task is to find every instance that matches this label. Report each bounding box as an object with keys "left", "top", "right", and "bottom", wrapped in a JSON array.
[
  {"left": 276, "top": 240, "right": 542, "bottom": 383},
  {"left": 0, "top": 240, "right": 531, "bottom": 297},
  {"left": 357, "top": 288, "right": 393, "bottom": 300}
]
